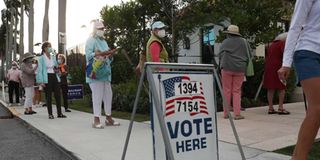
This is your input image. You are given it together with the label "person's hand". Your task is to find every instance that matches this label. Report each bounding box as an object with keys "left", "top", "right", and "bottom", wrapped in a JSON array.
[
  {"left": 278, "top": 66, "right": 291, "bottom": 85},
  {"left": 103, "top": 48, "right": 118, "bottom": 57},
  {"left": 40, "top": 83, "right": 46, "bottom": 87}
]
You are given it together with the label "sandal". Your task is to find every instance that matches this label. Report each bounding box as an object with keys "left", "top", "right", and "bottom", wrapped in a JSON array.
[
  {"left": 268, "top": 108, "right": 277, "bottom": 114},
  {"left": 278, "top": 109, "right": 290, "bottom": 115},
  {"left": 105, "top": 118, "right": 120, "bottom": 126},
  {"left": 234, "top": 115, "right": 245, "bottom": 120},
  {"left": 92, "top": 123, "right": 104, "bottom": 129}
]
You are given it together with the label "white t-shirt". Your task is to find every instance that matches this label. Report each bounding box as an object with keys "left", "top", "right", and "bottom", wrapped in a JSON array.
[{"left": 44, "top": 54, "right": 55, "bottom": 73}]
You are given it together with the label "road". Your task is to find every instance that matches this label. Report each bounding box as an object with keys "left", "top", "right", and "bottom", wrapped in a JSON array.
[{"left": 0, "top": 104, "right": 78, "bottom": 160}]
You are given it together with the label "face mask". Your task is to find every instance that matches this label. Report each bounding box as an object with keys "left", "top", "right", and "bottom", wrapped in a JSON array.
[
  {"left": 47, "top": 47, "right": 53, "bottom": 53},
  {"left": 96, "top": 30, "right": 104, "bottom": 37},
  {"left": 32, "top": 64, "right": 37, "bottom": 69},
  {"left": 58, "top": 60, "right": 62, "bottom": 64},
  {"left": 157, "top": 29, "right": 166, "bottom": 38}
]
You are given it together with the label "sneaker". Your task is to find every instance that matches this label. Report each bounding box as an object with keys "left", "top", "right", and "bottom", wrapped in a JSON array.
[
  {"left": 65, "top": 109, "right": 71, "bottom": 112},
  {"left": 234, "top": 115, "right": 245, "bottom": 120}
]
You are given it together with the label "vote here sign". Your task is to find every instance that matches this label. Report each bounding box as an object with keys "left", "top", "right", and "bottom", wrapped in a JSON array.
[{"left": 152, "top": 73, "right": 218, "bottom": 160}]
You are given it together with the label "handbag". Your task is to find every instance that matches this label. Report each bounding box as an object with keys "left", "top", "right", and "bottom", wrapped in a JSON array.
[{"left": 243, "top": 38, "right": 254, "bottom": 77}]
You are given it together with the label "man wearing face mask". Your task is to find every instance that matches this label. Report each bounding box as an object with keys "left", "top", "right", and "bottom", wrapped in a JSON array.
[
  {"left": 6, "top": 62, "right": 22, "bottom": 105},
  {"left": 146, "top": 21, "right": 169, "bottom": 63}
]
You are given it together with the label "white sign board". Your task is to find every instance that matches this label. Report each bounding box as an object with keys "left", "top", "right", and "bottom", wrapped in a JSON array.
[{"left": 152, "top": 73, "right": 218, "bottom": 160}]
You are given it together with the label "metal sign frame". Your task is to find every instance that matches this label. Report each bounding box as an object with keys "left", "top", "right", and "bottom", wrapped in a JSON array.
[{"left": 121, "top": 62, "right": 246, "bottom": 160}]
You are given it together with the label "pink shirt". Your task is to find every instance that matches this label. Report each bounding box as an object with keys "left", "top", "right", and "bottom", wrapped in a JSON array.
[
  {"left": 150, "top": 42, "right": 161, "bottom": 62},
  {"left": 6, "top": 68, "right": 21, "bottom": 82}
]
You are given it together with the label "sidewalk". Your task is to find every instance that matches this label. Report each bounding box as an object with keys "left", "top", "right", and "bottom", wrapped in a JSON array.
[{"left": 0, "top": 98, "right": 297, "bottom": 160}]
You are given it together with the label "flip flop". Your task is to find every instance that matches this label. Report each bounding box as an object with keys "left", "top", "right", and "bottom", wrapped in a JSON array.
[
  {"left": 268, "top": 109, "right": 277, "bottom": 114},
  {"left": 278, "top": 109, "right": 290, "bottom": 115}
]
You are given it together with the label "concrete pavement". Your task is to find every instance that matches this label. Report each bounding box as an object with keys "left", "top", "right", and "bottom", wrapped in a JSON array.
[{"left": 0, "top": 96, "right": 298, "bottom": 160}]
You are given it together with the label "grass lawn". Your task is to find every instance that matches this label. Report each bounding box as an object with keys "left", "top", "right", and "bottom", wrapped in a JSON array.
[
  {"left": 68, "top": 96, "right": 150, "bottom": 122},
  {"left": 274, "top": 141, "right": 320, "bottom": 160},
  {"left": 41, "top": 93, "right": 150, "bottom": 122}
]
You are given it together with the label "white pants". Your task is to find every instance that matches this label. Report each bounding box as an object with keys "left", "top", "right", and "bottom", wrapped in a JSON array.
[
  {"left": 89, "top": 81, "right": 113, "bottom": 117},
  {"left": 24, "top": 87, "right": 34, "bottom": 108}
]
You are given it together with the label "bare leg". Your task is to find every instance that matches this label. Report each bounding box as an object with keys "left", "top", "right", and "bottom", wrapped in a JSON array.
[
  {"left": 292, "top": 77, "right": 320, "bottom": 160},
  {"left": 278, "top": 89, "right": 285, "bottom": 110},
  {"left": 267, "top": 89, "right": 275, "bottom": 110}
]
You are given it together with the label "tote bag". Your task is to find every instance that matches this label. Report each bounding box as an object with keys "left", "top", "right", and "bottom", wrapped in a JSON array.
[{"left": 243, "top": 38, "right": 254, "bottom": 77}]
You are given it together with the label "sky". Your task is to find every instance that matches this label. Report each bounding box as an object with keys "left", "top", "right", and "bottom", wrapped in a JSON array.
[{"left": 0, "top": 0, "right": 130, "bottom": 53}]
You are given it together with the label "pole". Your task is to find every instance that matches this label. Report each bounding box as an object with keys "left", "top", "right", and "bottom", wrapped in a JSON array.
[{"left": 121, "top": 67, "right": 146, "bottom": 160}]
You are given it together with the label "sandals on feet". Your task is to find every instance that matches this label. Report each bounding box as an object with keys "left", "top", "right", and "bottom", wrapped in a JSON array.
[
  {"left": 268, "top": 108, "right": 277, "bottom": 114},
  {"left": 234, "top": 115, "right": 245, "bottom": 120},
  {"left": 92, "top": 123, "right": 104, "bottom": 129},
  {"left": 105, "top": 118, "right": 120, "bottom": 126},
  {"left": 278, "top": 109, "right": 290, "bottom": 115}
]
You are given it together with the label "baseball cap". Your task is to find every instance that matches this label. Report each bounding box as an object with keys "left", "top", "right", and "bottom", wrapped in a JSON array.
[
  {"left": 151, "top": 21, "right": 167, "bottom": 30},
  {"left": 93, "top": 21, "right": 105, "bottom": 29}
]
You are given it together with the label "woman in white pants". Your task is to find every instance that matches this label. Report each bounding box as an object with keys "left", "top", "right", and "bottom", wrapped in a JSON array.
[
  {"left": 21, "top": 53, "right": 38, "bottom": 115},
  {"left": 85, "top": 21, "right": 119, "bottom": 128}
]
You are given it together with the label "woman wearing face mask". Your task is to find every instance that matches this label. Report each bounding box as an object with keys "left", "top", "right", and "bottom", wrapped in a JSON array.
[
  {"left": 36, "top": 41, "right": 66, "bottom": 119},
  {"left": 85, "top": 21, "right": 119, "bottom": 129},
  {"left": 57, "top": 54, "right": 71, "bottom": 112},
  {"left": 20, "top": 53, "right": 38, "bottom": 115},
  {"left": 146, "top": 21, "right": 169, "bottom": 64}
]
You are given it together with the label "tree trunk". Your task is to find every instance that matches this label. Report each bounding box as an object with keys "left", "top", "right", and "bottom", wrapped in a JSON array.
[
  {"left": 28, "top": 0, "right": 34, "bottom": 54},
  {"left": 13, "top": 8, "right": 18, "bottom": 61},
  {"left": 8, "top": 7, "right": 14, "bottom": 65},
  {"left": 19, "top": 2, "right": 24, "bottom": 60},
  {"left": 42, "top": 0, "right": 50, "bottom": 42},
  {"left": 58, "top": 0, "right": 67, "bottom": 55}
]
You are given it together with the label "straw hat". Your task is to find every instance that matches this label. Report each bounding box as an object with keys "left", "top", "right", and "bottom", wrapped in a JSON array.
[
  {"left": 22, "top": 52, "right": 35, "bottom": 62},
  {"left": 224, "top": 25, "right": 241, "bottom": 36}
]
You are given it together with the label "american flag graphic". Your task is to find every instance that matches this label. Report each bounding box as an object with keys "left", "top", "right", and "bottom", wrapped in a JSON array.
[{"left": 162, "top": 76, "right": 209, "bottom": 117}]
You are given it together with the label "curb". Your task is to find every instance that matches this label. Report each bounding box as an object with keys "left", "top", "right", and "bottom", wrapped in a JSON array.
[
  {"left": 0, "top": 100, "right": 80, "bottom": 160},
  {"left": 0, "top": 99, "right": 13, "bottom": 119}
]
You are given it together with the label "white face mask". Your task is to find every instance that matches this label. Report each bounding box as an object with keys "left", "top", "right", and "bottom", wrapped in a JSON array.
[
  {"left": 96, "top": 30, "right": 104, "bottom": 38},
  {"left": 32, "top": 64, "right": 37, "bottom": 69},
  {"left": 157, "top": 29, "right": 166, "bottom": 38}
]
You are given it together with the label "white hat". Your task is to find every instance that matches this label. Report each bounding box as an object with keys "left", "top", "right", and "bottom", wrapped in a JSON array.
[
  {"left": 93, "top": 21, "right": 105, "bottom": 29},
  {"left": 151, "top": 21, "right": 167, "bottom": 30},
  {"left": 224, "top": 25, "right": 241, "bottom": 36}
]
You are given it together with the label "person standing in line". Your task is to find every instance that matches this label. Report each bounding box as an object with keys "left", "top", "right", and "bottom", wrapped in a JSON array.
[
  {"left": 218, "top": 25, "right": 251, "bottom": 120},
  {"left": 6, "top": 61, "right": 21, "bottom": 105},
  {"left": 36, "top": 41, "right": 66, "bottom": 119},
  {"left": 85, "top": 21, "right": 119, "bottom": 129},
  {"left": 146, "top": 21, "right": 169, "bottom": 64},
  {"left": 32, "top": 58, "right": 41, "bottom": 107},
  {"left": 278, "top": 0, "right": 320, "bottom": 159},
  {"left": 20, "top": 53, "right": 37, "bottom": 115},
  {"left": 263, "top": 33, "right": 290, "bottom": 115},
  {"left": 57, "top": 54, "right": 71, "bottom": 112}
]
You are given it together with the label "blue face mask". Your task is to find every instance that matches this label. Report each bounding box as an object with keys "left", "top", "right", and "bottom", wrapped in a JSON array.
[
  {"left": 58, "top": 60, "right": 62, "bottom": 64},
  {"left": 47, "top": 47, "right": 53, "bottom": 53}
]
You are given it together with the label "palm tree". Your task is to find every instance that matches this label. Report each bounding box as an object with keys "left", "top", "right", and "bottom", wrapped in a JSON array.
[
  {"left": 28, "top": 0, "right": 34, "bottom": 54},
  {"left": 42, "top": 0, "right": 50, "bottom": 42},
  {"left": 58, "top": 0, "right": 67, "bottom": 55}
]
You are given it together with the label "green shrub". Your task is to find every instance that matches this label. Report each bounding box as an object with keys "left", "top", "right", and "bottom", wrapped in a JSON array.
[
  {"left": 243, "top": 57, "right": 296, "bottom": 104},
  {"left": 112, "top": 79, "right": 149, "bottom": 114}
]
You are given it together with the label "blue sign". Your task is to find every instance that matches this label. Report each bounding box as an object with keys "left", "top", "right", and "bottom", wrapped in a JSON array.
[{"left": 67, "top": 84, "right": 84, "bottom": 100}]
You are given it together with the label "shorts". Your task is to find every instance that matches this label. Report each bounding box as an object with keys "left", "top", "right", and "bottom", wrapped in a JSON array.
[{"left": 293, "top": 50, "right": 320, "bottom": 82}]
